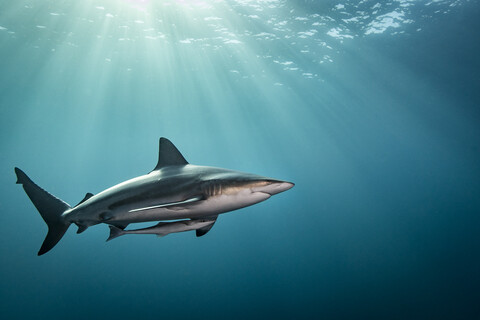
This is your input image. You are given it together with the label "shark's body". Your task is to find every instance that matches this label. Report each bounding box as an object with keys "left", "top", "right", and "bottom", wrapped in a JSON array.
[
  {"left": 66, "top": 164, "right": 288, "bottom": 228},
  {"left": 15, "top": 138, "right": 293, "bottom": 255},
  {"left": 107, "top": 219, "right": 217, "bottom": 241}
]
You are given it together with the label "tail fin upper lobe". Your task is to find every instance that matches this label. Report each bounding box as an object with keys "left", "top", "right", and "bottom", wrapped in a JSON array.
[{"left": 15, "top": 167, "right": 71, "bottom": 255}]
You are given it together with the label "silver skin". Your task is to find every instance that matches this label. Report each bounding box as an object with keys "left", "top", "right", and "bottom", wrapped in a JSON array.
[
  {"left": 108, "top": 219, "right": 216, "bottom": 240},
  {"left": 15, "top": 137, "right": 294, "bottom": 255},
  {"left": 65, "top": 164, "right": 294, "bottom": 231}
]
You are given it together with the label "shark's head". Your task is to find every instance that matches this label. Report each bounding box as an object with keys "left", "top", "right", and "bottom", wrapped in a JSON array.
[
  {"left": 197, "top": 171, "right": 294, "bottom": 214},
  {"left": 201, "top": 171, "right": 294, "bottom": 196}
]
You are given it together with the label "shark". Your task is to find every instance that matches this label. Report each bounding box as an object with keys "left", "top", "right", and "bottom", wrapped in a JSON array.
[
  {"left": 107, "top": 218, "right": 217, "bottom": 241},
  {"left": 15, "top": 137, "right": 294, "bottom": 255}
]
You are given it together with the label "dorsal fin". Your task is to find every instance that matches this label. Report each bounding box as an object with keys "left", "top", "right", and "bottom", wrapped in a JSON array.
[
  {"left": 152, "top": 137, "right": 188, "bottom": 171},
  {"left": 75, "top": 193, "right": 94, "bottom": 207}
]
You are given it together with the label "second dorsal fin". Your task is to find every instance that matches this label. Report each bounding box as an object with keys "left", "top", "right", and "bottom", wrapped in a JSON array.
[
  {"left": 152, "top": 138, "right": 188, "bottom": 171},
  {"left": 75, "top": 193, "right": 94, "bottom": 207}
]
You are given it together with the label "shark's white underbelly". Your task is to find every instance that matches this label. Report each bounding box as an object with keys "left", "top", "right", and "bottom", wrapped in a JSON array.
[{"left": 109, "top": 190, "right": 271, "bottom": 224}]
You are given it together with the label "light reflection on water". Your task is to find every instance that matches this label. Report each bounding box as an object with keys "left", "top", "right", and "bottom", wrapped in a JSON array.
[{"left": 0, "top": 0, "right": 468, "bottom": 81}]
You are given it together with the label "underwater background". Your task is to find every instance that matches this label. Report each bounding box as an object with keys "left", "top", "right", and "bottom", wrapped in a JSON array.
[{"left": 1, "top": 0, "right": 479, "bottom": 319}]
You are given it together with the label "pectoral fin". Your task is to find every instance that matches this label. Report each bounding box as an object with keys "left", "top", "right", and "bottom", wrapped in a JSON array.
[
  {"left": 196, "top": 215, "right": 218, "bottom": 237},
  {"left": 128, "top": 196, "right": 203, "bottom": 213}
]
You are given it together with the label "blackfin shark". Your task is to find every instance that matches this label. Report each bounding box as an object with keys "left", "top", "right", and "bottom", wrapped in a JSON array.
[
  {"left": 15, "top": 137, "right": 294, "bottom": 255},
  {"left": 107, "top": 218, "right": 217, "bottom": 241}
]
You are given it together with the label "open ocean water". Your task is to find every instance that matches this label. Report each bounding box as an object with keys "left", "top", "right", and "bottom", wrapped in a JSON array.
[{"left": 0, "top": 0, "right": 479, "bottom": 319}]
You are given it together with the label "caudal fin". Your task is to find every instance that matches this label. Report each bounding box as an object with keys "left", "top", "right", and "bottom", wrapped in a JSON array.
[
  {"left": 15, "top": 167, "right": 71, "bottom": 256},
  {"left": 107, "top": 225, "right": 125, "bottom": 241}
]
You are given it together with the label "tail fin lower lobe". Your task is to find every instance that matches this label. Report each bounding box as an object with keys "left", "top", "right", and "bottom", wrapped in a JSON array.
[{"left": 15, "top": 167, "right": 71, "bottom": 255}]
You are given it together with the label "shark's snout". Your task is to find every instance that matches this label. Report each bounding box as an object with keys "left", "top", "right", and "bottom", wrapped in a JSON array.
[{"left": 253, "top": 180, "right": 294, "bottom": 195}]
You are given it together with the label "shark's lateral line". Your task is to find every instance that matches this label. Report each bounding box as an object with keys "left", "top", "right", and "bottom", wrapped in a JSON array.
[{"left": 15, "top": 137, "right": 294, "bottom": 255}]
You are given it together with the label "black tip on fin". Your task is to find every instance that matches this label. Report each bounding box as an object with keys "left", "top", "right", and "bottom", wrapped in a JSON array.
[
  {"left": 112, "top": 223, "right": 129, "bottom": 230},
  {"left": 75, "top": 193, "right": 94, "bottom": 207},
  {"left": 152, "top": 138, "right": 188, "bottom": 171},
  {"left": 107, "top": 225, "right": 124, "bottom": 242},
  {"left": 76, "top": 225, "right": 88, "bottom": 234},
  {"left": 38, "top": 223, "right": 70, "bottom": 256},
  {"left": 196, "top": 229, "right": 209, "bottom": 237},
  {"left": 14, "top": 167, "right": 29, "bottom": 184},
  {"left": 196, "top": 216, "right": 217, "bottom": 237}
]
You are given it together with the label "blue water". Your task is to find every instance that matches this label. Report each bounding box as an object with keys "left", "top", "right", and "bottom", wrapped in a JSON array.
[{"left": 1, "top": 1, "right": 479, "bottom": 319}]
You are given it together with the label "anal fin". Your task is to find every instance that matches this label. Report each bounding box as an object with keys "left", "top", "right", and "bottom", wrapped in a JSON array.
[{"left": 76, "top": 225, "right": 88, "bottom": 234}]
